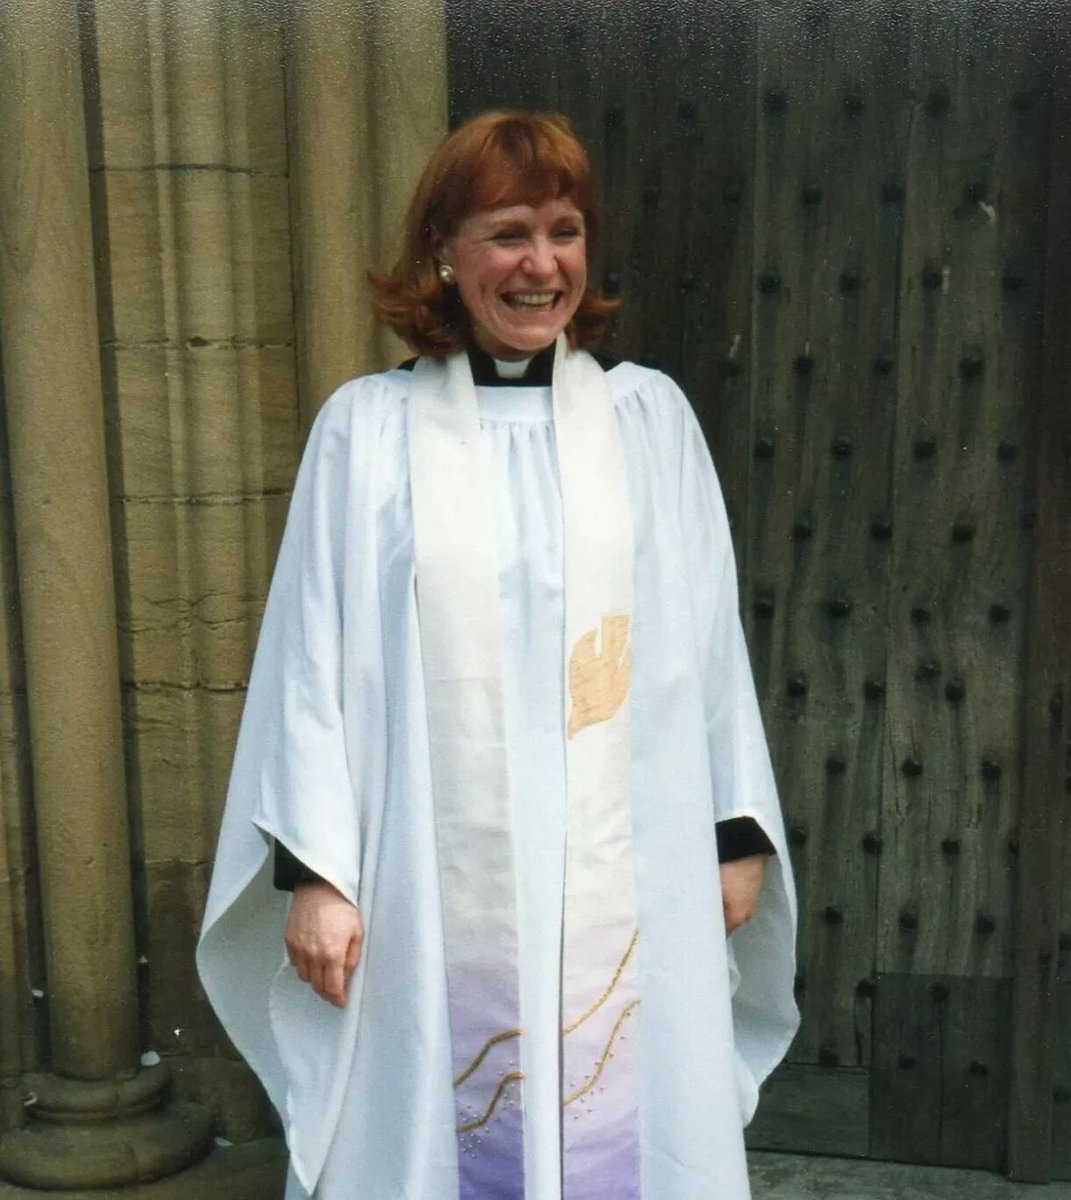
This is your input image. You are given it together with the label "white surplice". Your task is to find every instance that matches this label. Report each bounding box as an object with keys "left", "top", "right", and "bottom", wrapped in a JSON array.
[{"left": 197, "top": 359, "right": 799, "bottom": 1200}]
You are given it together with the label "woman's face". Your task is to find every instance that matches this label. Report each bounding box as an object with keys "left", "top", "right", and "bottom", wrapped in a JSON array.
[{"left": 441, "top": 197, "right": 587, "bottom": 360}]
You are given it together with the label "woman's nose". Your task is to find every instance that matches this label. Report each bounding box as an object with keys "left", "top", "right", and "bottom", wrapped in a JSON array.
[{"left": 523, "top": 236, "right": 556, "bottom": 278}]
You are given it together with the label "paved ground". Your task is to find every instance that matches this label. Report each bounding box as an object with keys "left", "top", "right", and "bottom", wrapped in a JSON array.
[{"left": 749, "top": 1152, "right": 1071, "bottom": 1199}]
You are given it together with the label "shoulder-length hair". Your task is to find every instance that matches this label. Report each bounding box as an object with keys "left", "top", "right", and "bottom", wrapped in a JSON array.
[{"left": 369, "top": 111, "right": 619, "bottom": 358}]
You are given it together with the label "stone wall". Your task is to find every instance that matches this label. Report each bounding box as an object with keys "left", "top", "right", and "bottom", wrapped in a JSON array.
[{"left": 0, "top": 0, "right": 445, "bottom": 1191}]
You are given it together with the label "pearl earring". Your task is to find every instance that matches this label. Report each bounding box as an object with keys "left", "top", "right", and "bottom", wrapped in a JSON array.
[{"left": 438, "top": 263, "right": 455, "bottom": 285}]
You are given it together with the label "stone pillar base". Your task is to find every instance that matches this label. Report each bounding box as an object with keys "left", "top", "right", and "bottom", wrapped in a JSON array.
[
  {"left": 0, "top": 1066, "right": 212, "bottom": 1191},
  {"left": 0, "top": 1137, "right": 286, "bottom": 1200}
]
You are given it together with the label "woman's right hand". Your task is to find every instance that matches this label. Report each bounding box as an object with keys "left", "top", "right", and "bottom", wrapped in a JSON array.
[{"left": 284, "top": 880, "right": 364, "bottom": 1008}]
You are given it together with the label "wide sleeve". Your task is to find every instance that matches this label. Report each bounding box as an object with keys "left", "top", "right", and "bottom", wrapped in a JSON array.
[
  {"left": 676, "top": 388, "right": 800, "bottom": 1119},
  {"left": 238, "top": 390, "right": 359, "bottom": 899},
  {"left": 242, "top": 394, "right": 363, "bottom": 904},
  {"left": 677, "top": 400, "right": 778, "bottom": 832},
  {"left": 196, "top": 388, "right": 368, "bottom": 1175}
]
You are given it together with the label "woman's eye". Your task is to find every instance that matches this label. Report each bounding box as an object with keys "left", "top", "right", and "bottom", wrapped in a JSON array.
[
  {"left": 492, "top": 230, "right": 523, "bottom": 243},
  {"left": 554, "top": 227, "right": 583, "bottom": 240}
]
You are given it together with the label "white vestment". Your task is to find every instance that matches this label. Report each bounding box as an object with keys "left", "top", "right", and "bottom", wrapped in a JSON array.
[{"left": 197, "top": 358, "right": 799, "bottom": 1200}]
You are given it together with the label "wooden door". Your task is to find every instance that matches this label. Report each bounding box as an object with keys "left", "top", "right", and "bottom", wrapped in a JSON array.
[{"left": 447, "top": 0, "right": 1070, "bottom": 1178}]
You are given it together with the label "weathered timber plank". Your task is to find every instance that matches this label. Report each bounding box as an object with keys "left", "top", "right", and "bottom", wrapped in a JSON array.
[
  {"left": 446, "top": 0, "right": 560, "bottom": 124},
  {"left": 620, "top": 1, "right": 698, "bottom": 373},
  {"left": 443, "top": 0, "right": 483, "bottom": 125},
  {"left": 746, "top": 1062, "right": 869, "bottom": 1158},
  {"left": 663, "top": 0, "right": 756, "bottom": 534},
  {"left": 1007, "top": 9, "right": 1071, "bottom": 1180},
  {"left": 83, "top": 0, "right": 287, "bottom": 173},
  {"left": 871, "top": 972, "right": 944, "bottom": 1165},
  {"left": 747, "top": 0, "right": 910, "bottom": 1069},
  {"left": 1052, "top": 984, "right": 1071, "bottom": 1180},
  {"left": 872, "top": 974, "right": 1011, "bottom": 1171},
  {"left": 939, "top": 978, "right": 1012, "bottom": 1170},
  {"left": 1063, "top": 843, "right": 1071, "bottom": 991},
  {"left": 877, "top": 2, "right": 1048, "bottom": 982},
  {"left": 602, "top": 2, "right": 677, "bottom": 378}
]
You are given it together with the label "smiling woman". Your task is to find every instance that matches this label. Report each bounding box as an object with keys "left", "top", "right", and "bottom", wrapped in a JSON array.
[
  {"left": 197, "top": 109, "right": 797, "bottom": 1200},
  {"left": 440, "top": 198, "right": 588, "bottom": 359},
  {"left": 368, "top": 111, "right": 618, "bottom": 356}
]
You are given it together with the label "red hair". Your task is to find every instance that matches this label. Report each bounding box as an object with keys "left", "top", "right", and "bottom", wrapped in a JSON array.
[{"left": 369, "top": 111, "right": 619, "bottom": 357}]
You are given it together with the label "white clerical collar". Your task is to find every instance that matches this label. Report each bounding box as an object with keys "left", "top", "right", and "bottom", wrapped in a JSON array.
[{"left": 492, "top": 356, "right": 533, "bottom": 380}]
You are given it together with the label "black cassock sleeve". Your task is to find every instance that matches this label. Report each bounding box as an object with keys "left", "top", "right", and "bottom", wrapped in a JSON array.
[
  {"left": 272, "top": 817, "right": 775, "bottom": 892},
  {"left": 715, "top": 816, "right": 776, "bottom": 862},
  {"left": 272, "top": 840, "right": 324, "bottom": 891}
]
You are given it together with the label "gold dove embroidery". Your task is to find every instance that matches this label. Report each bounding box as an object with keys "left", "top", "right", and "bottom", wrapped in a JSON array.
[{"left": 567, "top": 614, "right": 632, "bottom": 738}]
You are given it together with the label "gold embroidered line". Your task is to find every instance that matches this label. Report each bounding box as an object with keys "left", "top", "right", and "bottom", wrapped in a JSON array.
[
  {"left": 563, "top": 999, "right": 640, "bottom": 1107},
  {"left": 453, "top": 1027, "right": 522, "bottom": 1088},
  {"left": 457, "top": 1071, "right": 525, "bottom": 1133},
  {"left": 562, "top": 929, "right": 638, "bottom": 1037}
]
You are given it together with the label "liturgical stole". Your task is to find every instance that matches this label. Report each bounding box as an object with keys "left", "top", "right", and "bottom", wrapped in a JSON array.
[{"left": 408, "top": 333, "right": 640, "bottom": 1200}]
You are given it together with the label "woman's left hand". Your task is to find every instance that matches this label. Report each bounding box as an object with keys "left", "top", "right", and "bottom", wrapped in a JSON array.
[{"left": 720, "top": 853, "right": 767, "bottom": 934}]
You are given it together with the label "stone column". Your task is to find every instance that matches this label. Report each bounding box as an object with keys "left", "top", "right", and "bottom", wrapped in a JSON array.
[
  {"left": 288, "top": 0, "right": 448, "bottom": 427},
  {"left": 0, "top": 1, "right": 210, "bottom": 1189}
]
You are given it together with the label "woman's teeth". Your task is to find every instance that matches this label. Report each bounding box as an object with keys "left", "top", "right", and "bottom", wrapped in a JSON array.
[{"left": 505, "top": 292, "right": 557, "bottom": 310}]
